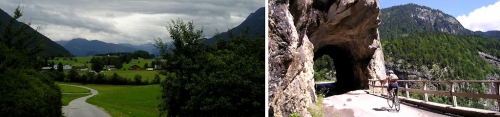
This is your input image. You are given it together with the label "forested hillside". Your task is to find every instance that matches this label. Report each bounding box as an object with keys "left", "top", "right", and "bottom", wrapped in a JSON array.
[
  {"left": 379, "top": 3, "right": 473, "bottom": 39},
  {"left": 382, "top": 31, "right": 500, "bottom": 109},
  {"left": 0, "top": 9, "right": 71, "bottom": 56}
]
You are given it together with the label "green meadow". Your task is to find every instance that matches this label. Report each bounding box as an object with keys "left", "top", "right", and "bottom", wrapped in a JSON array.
[
  {"left": 58, "top": 84, "right": 91, "bottom": 106},
  {"left": 49, "top": 56, "right": 154, "bottom": 70}
]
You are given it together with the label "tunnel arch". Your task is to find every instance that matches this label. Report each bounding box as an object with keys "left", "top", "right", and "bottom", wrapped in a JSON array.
[{"left": 313, "top": 44, "right": 374, "bottom": 95}]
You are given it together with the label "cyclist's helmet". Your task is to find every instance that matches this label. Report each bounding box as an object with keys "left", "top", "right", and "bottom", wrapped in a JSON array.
[{"left": 387, "top": 70, "right": 394, "bottom": 74}]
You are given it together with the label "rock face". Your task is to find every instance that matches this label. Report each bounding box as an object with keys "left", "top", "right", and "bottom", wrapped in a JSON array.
[{"left": 268, "top": 0, "right": 384, "bottom": 116}]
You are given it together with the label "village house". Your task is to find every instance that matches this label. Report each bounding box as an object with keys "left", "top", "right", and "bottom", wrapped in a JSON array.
[
  {"left": 105, "top": 65, "right": 115, "bottom": 70},
  {"left": 129, "top": 65, "right": 141, "bottom": 70},
  {"left": 41, "top": 67, "right": 53, "bottom": 70},
  {"left": 63, "top": 64, "right": 72, "bottom": 70}
]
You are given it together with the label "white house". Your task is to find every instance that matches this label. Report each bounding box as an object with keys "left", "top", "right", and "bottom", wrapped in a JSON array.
[{"left": 63, "top": 64, "right": 72, "bottom": 70}]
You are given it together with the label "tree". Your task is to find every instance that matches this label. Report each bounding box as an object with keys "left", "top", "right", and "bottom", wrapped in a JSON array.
[
  {"left": 0, "top": 6, "right": 61, "bottom": 116},
  {"left": 156, "top": 19, "right": 264, "bottom": 116},
  {"left": 134, "top": 74, "right": 142, "bottom": 85},
  {"left": 67, "top": 68, "right": 79, "bottom": 82},
  {"left": 156, "top": 19, "right": 206, "bottom": 116},
  {"left": 91, "top": 57, "right": 104, "bottom": 72},
  {"left": 57, "top": 62, "right": 63, "bottom": 72},
  {"left": 144, "top": 63, "right": 149, "bottom": 68},
  {"left": 151, "top": 61, "right": 156, "bottom": 69},
  {"left": 152, "top": 73, "right": 161, "bottom": 84}
]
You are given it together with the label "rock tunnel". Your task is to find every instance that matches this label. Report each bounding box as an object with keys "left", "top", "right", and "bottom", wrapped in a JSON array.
[{"left": 268, "top": 0, "right": 386, "bottom": 116}]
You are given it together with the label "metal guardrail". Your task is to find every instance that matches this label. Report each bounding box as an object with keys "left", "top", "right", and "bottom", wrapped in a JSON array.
[{"left": 368, "top": 79, "right": 500, "bottom": 112}]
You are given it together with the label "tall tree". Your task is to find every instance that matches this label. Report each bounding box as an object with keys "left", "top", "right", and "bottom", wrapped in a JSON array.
[
  {"left": 91, "top": 57, "right": 104, "bottom": 72},
  {"left": 0, "top": 6, "right": 62, "bottom": 116},
  {"left": 57, "top": 62, "right": 63, "bottom": 72},
  {"left": 156, "top": 19, "right": 264, "bottom": 117}
]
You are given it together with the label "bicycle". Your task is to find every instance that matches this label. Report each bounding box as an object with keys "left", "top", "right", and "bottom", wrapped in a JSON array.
[{"left": 386, "top": 88, "right": 400, "bottom": 112}]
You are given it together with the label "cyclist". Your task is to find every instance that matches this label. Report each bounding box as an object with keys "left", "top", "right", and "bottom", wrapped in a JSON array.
[{"left": 386, "top": 70, "right": 399, "bottom": 98}]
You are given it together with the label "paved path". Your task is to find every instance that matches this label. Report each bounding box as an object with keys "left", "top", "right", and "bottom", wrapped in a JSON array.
[
  {"left": 322, "top": 90, "right": 453, "bottom": 117},
  {"left": 60, "top": 84, "right": 111, "bottom": 117}
]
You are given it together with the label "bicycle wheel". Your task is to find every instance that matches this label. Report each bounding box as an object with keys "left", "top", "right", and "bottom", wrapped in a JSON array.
[
  {"left": 387, "top": 89, "right": 394, "bottom": 108},
  {"left": 394, "top": 90, "right": 400, "bottom": 112}
]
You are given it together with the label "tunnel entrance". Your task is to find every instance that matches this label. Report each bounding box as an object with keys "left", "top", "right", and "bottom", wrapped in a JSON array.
[{"left": 314, "top": 45, "right": 358, "bottom": 96}]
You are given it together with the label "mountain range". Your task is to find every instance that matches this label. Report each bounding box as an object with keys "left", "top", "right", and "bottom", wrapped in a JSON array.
[
  {"left": 55, "top": 7, "right": 265, "bottom": 56},
  {"left": 59, "top": 38, "right": 140, "bottom": 56},
  {"left": 0, "top": 9, "right": 71, "bottom": 56},
  {"left": 379, "top": 3, "right": 500, "bottom": 39},
  {"left": 205, "top": 7, "right": 265, "bottom": 45},
  {"left": 378, "top": 3, "right": 500, "bottom": 110}
]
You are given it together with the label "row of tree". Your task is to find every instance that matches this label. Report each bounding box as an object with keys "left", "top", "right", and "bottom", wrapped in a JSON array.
[{"left": 46, "top": 68, "right": 163, "bottom": 85}]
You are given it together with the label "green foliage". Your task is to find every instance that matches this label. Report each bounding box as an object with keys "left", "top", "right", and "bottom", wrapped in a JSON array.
[
  {"left": 314, "top": 55, "right": 335, "bottom": 81},
  {"left": 0, "top": 7, "right": 61, "bottom": 116},
  {"left": 67, "top": 68, "right": 79, "bottom": 82},
  {"left": 379, "top": 3, "right": 472, "bottom": 39},
  {"left": 156, "top": 19, "right": 264, "bottom": 117},
  {"left": 382, "top": 32, "right": 500, "bottom": 109},
  {"left": 57, "top": 62, "right": 63, "bottom": 72},
  {"left": 290, "top": 113, "right": 300, "bottom": 117},
  {"left": 91, "top": 57, "right": 104, "bottom": 72},
  {"left": 152, "top": 74, "right": 161, "bottom": 84},
  {"left": 134, "top": 74, "right": 143, "bottom": 85}
]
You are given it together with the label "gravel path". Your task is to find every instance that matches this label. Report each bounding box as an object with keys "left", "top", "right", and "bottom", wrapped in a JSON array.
[{"left": 60, "top": 84, "right": 111, "bottom": 117}]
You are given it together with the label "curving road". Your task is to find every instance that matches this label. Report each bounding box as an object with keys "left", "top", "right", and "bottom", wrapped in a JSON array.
[
  {"left": 60, "top": 84, "right": 111, "bottom": 117},
  {"left": 322, "top": 90, "right": 452, "bottom": 117}
]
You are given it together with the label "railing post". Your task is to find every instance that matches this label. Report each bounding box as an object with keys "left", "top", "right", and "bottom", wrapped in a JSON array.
[
  {"left": 450, "top": 82, "right": 457, "bottom": 107},
  {"left": 405, "top": 82, "right": 409, "bottom": 98},
  {"left": 424, "top": 81, "right": 428, "bottom": 102},
  {"left": 495, "top": 82, "right": 499, "bottom": 112},
  {"left": 372, "top": 80, "right": 375, "bottom": 94}
]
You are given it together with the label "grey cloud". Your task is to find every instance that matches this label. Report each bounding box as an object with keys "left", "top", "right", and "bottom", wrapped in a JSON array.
[{"left": 0, "top": 0, "right": 264, "bottom": 44}]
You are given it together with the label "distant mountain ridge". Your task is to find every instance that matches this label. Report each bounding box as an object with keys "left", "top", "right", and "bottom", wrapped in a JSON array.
[
  {"left": 379, "top": 3, "right": 500, "bottom": 40},
  {"left": 56, "top": 7, "right": 265, "bottom": 55},
  {"left": 205, "top": 7, "right": 265, "bottom": 45},
  {"left": 379, "top": 3, "right": 473, "bottom": 38},
  {"left": 60, "top": 38, "right": 139, "bottom": 56},
  {"left": 0, "top": 8, "right": 71, "bottom": 56}
]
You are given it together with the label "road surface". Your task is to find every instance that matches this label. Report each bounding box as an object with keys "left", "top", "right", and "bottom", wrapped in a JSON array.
[
  {"left": 322, "top": 90, "right": 453, "bottom": 117},
  {"left": 60, "top": 84, "right": 111, "bottom": 117}
]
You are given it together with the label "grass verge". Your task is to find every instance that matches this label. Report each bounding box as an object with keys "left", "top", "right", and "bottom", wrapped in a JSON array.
[
  {"left": 59, "top": 84, "right": 90, "bottom": 93},
  {"left": 57, "top": 82, "right": 161, "bottom": 117},
  {"left": 62, "top": 94, "right": 90, "bottom": 106},
  {"left": 309, "top": 94, "right": 324, "bottom": 117}
]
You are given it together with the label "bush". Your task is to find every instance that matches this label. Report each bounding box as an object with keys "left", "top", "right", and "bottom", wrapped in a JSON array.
[
  {"left": 152, "top": 74, "right": 161, "bottom": 84},
  {"left": 134, "top": 74, "right": 142, "bottom": 85},
  {"left": 0, "top": 69, "right": 62, "bottom": 116}
]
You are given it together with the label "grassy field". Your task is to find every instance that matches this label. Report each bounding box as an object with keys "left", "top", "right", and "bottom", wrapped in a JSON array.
[
  {"left": 50, "top": 57, "right": 93, "bottom": 67},
  {"left": 101, "top": 70, "right": 164, "bottom": 82},
  {"left": 58, "top": 84, "right": 91, "bottom": 106},
  {"left": 49, "top": 56, "right": 154, "bottom": 70},
  {"left": 57, "top": 82, "right": 162, "bottom": 117},
  {"left": 59, "top": 85, "right": 90, "bottom": 93},
  {"left": 65, "top": 70, "right": 166, "bottom": 82}
]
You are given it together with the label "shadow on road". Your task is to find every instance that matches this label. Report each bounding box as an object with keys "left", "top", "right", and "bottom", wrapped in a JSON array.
[
  {"left": 373, "top": 107, "right": 399, "bottom": 113},
  {"left": 315, "top": 82, "right": 341, "bottom": 97}
]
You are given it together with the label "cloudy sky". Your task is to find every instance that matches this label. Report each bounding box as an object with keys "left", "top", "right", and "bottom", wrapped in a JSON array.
[
  {"left": 380, "top": 0, "right": 500, "bottom": 32},
  {"left": 0, "top": 0, "right": 264, "bottom": 45}
]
